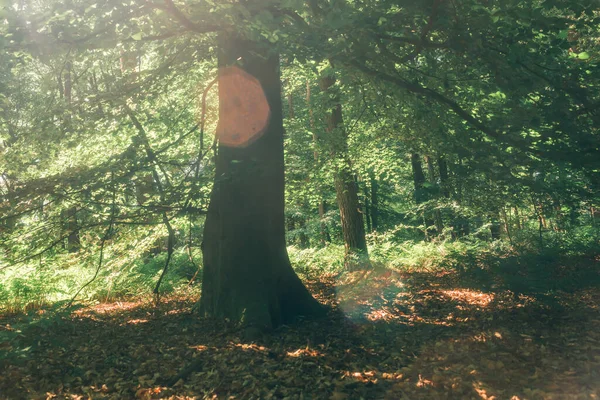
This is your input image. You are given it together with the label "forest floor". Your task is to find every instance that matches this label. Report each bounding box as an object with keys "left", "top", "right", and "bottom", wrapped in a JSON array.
[{"left": 1, "top": 257, "right": 600, "bottom": 400}]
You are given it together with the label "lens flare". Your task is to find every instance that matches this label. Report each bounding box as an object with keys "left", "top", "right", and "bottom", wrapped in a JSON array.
[{"left": 216, "top": 66, "right": 270, "bottom": 147}]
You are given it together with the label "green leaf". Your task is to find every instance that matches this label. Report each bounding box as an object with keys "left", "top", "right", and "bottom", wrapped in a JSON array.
[
  {"left": 131, "top": 32, "right": 143, "bottom": 41},
  {"left": 577, "top": 52, "right": 590, "bottom": 60}
]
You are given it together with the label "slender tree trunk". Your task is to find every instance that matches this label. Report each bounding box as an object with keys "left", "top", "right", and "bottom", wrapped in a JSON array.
[
  {"left": 369, "top": 171, "right": 379, "bottom": 231},
  {"left": 426, "top": 155, "right": 444, "bottom": 236},
  {"left": 553, "top": 198, "right": 564, "bottom": 232},
  {"left": 501, "top": 207, "right": 513, "bottom": 245},
  {"left": 438, "top": 155, "right": 458, "bottom": 238},
  {"left": 287, "top": 93, "right": 294, "bottom": 119},
  {"left": 298, "top": 217, "right": 309, "bottom": 248},
  {"left": 364, "top": 191, "right": 372, "bottom": 233},
  {"left": 514, "top": 207, "right": 522, "bottom": 230},
  {"left": 449, "top": 159, "right": 469, "bottom": 237},
  {"left": 531, "top": 196, "right": 545, "bottom": 249},
  {"left": 489, "top": 211, "right": 501, "bottom": 240},
  {"left": 306, "top": 80, "right": 330, "bottom": 245},
  {"left": 438, "top": 156, "right": 450, "bottom": 198},
  {"left": 285, "top": 86, "right": 305, "bottom": 247},
  {"left": 199, "top": 35, "right": 324, "bottom": 330},
  {"left": 319, "top": 65, "right": 369, "bottom": 270},
  {"left": 62, "top": 60, "right": 80, "bottom": 252},
  {"left": 411, "top": 153, "right": 435, "bottom": 239}
]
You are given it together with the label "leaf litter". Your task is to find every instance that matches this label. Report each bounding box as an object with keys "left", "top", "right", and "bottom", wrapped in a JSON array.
[{"left": 1, "top": 268, "right": 599, "bottom": 399}]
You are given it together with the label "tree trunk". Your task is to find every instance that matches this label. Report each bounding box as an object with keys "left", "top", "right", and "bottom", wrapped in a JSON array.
[
  {"left": 501, "top": 207, "right": 513, "bottom": 245},
  {"left": 514, "top": 207, "right": 522, "bottom": 230},
  {"left": 319, "top": 65, "right": 369, "bottom": 270},
  {"left": 411, "top": 153, "right": 435, "bottom": 239},
  {"left": 489, "top": 211, "right": 502, "bottom": 240},
  {"left": 438, "top": 156, "right": 450, "bottom": 199},
  {"left": 199, "top": 35, "right": 324, "bottom": 330},
  {"left": 370, "top": 171, "right": 379, "bottom": 231},
  {"left": 306, "top": 80, "right": 329, "bottom": 245},
  {"left": 448, "top": 159, "right": 469, "bottom": 237},
  {"left": 364, "top": 188, "right": 372, "bottom": 233},
  {"left": 298, "top": 217, "right": 309, "bottom": 248},
  {"left": 426, "top": 155, "right": 444, "bottom": 236},
  {"left": 63, "top": 60, "right": 79, "bottom": 252}
]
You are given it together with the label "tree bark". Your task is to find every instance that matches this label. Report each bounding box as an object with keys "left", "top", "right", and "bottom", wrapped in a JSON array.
[
  {"left": 319, "top": 65, "right": 369, "bottom": 270},
  {"left": 426, "top": 155, "right": 444, "bottom": 236},
  {"left": 437, "top": 156, "right": 450, "bottom": 198},
  {"left": 489, "top": 211, "right": 502, "bottom": 240},
  {"left": 199, "top": 35, "right": 324, "bottom": 330},
  {"left": 411, "top": 153, "right": 435, "bottom": 239},
  {"left": 306, "top": 80, "right": 330, "bottom": 245},
  {"left": 364, "top": 187, "right": 372, "bottom": 233},
  {"left": 63, "top": 60, "right": 79, "bottom": 252},
  {"left": 369, "top": 171, "right": 379, "bottom": 231}
]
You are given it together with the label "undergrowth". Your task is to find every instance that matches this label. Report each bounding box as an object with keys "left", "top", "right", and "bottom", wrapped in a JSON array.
[
  {"left": 1, "top": 225, "right": 598, "bottom": 315},
  {"left": 0, "top": 242, "right": 201, "bottom": 315}
]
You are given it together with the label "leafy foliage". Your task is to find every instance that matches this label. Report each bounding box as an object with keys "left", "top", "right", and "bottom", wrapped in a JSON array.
[{"left": 0, "top": 0, "right": 599, "bottom": 396}]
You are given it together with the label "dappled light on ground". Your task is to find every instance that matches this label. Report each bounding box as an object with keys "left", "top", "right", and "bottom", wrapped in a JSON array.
[
  {"left": 440, "top": 289, "right": 494, "bottom": 307},
  {"left": 75, "top": 300, "right": 146, "bottom": 316},
  {"left": 1, "top": 267, "right": 600, "bottom": 399},
  {"left": 286, "top": 347, "right": 323, "bottom": 358}
]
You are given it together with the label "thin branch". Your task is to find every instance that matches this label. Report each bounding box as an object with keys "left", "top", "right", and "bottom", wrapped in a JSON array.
[
  {"left": 349, "top": 60, "right": 503, "bottom": 141},
  {"left": 67, "top": 174, "right": 117, "bottom": 307},
  {"left": 195, "top": 76, "right": 218, "bottom": 179},
  {"left": 153, "top": 212, "right": 175, "bottom": 303},
  {"left": 145, "top": 0, "right": 220, "bottom": 34},
  {"left": 124, "top": 103, "right": 179, "bottom": 303},
  {"left": 376, "top": 33, "right": 449, "bottom": 49}
]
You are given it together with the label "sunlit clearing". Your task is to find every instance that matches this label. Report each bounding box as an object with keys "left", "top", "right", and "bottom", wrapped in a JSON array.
[
  {"left": 216, "top": 66, "right": 270, "bottom": 147},
  {"left": 440, "top": 289, "right": 494, "bottom": 307}
]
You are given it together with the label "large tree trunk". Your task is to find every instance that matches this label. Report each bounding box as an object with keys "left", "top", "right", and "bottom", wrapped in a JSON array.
[
  {"left": 319, "top": 65, "right": 369, "bottom": 270},
  {"left": 199, "top": 35, "right": 324, "bottom": 330}
]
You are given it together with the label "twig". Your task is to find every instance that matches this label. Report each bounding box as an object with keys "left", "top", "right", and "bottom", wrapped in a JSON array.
[
  {"left": 153, "top": 211, "right": 175, "bottom": 304},
  {"left": 186, "top": 216, "right": 201, "bottom": 286}
]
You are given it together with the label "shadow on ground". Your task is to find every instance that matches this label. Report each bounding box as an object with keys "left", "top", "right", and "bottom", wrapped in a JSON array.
[{"left": 1, "top": 260, "right": 599, "bottom": 399}]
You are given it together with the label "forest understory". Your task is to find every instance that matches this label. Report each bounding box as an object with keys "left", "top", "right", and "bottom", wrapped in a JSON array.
[
  {"left": 2, "top": 0, "right": 600, "bottom": 398},
  {"left": 2, "top": 256, "right": 599, "bottom": 400}
]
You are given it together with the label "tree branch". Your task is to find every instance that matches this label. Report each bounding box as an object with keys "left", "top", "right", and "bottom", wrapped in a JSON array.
[
  {"left": 349, "top": 60, "right": 503, "bottom": 141},
  {"left": 144, "top": 0, "right": 219, "bottom": 34}
]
